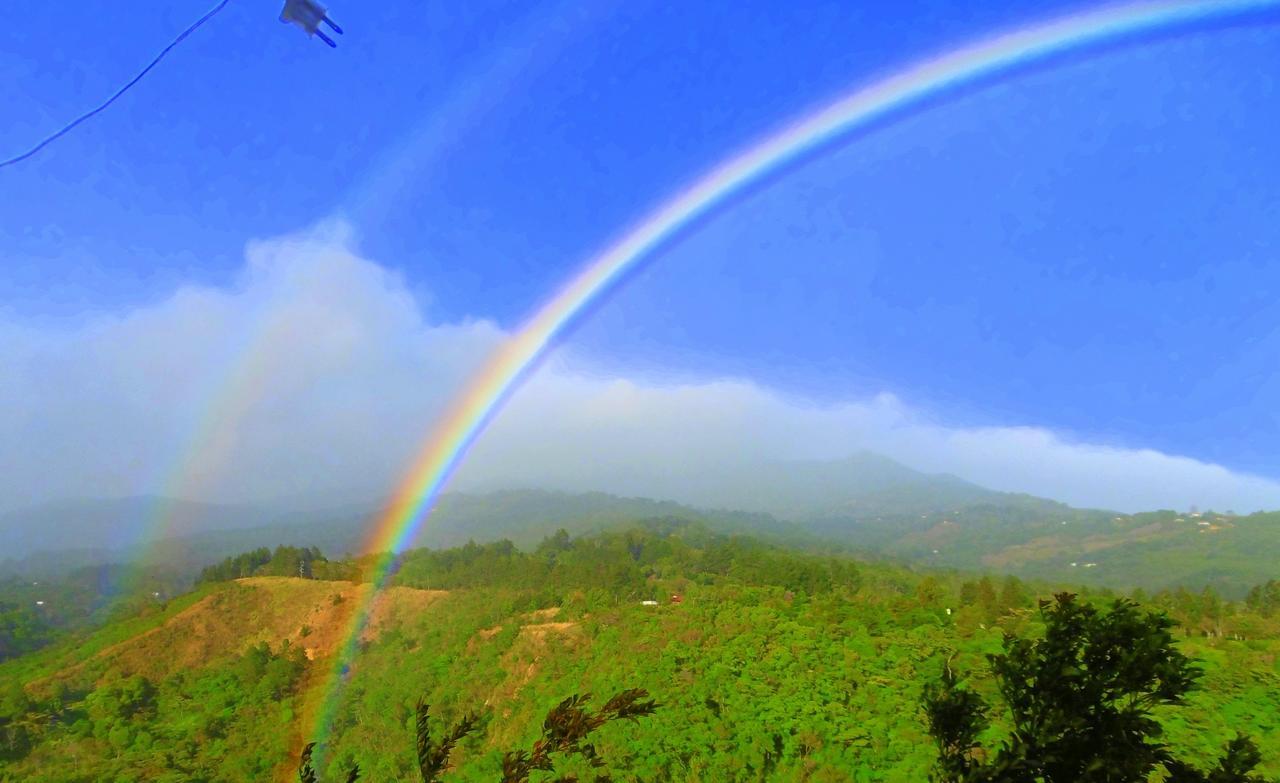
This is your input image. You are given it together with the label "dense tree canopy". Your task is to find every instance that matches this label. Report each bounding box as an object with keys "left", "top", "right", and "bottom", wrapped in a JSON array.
[
  {"left": 0, "top": 602, "right": 54, "bottom": 663},
  {"left": 198, "top": 545, "right": 357, "bottom": 584}
]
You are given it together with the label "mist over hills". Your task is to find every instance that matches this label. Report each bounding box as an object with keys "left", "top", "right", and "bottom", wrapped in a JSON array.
[
  {"left": 4, "top": 450, "right": 1276, "bottom": 595},
  {"left": 651, "top": 450, "right": 1064, "bottom": 518},
  {"left": 0, "top": 491, "right": 799, "bottom": 580},
  {"left": 0, "top": 451, "right": 1033, "bottom": 561},
  {"left": 0, "top": 496, "right": 277, "bottom": 562}
]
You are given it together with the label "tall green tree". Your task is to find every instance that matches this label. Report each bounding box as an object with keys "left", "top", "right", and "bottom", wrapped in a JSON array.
[
  {"left": 923, "top": 593, "right": 1272, "bottom": 783},
  {"left": 1245, "top": 580, "right": 1280, "bottom": 617},
  {"left": 0, "top": 680, "right": 33, "bottom": 760}
]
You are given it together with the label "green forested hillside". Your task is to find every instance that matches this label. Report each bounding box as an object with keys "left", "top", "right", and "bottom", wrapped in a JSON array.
[
  {"left": 839, "top": 507, "right": 1280, "bottom": 597},
  {"left": 2, "top": 522, "right": 1278, "bottom": 782},
  {"left": 0, "top": 564, "right": 191, "bottom": 663}
]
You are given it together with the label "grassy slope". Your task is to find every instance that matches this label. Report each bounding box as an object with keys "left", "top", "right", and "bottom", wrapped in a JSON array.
[{"left": 0, "top": 578, "right": 444, "bottom": 783}]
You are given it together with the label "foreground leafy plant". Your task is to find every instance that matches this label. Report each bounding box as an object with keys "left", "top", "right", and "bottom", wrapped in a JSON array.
[
  {"left": 499, "top": 689, "right": 659, "bottom": 783},
  {"left": 299, "top": 688, "right": 657, "bottom": 782},
  {"left": 299, "top": 741, "right": 360, "bottom": 783},
  {"left": 415, "top": 698, "right": 479, "bottom": 783}
]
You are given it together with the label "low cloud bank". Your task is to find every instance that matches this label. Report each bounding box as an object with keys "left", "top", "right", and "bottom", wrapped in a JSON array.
[{"left": 3, "top": 225, "right": 1277, "bottom": 515}]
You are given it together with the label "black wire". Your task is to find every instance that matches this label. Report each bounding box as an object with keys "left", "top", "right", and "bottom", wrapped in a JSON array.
[{"left": 0, "top": 0, "right": 232, "bottom": 170}]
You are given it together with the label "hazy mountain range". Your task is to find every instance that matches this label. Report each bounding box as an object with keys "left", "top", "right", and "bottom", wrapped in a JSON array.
[
  {"left": 0, "top": 451, "right": 1040, "bottom": 558},
  {"left": 3, "top": 450, "right": 1275, "bottom": 594}
]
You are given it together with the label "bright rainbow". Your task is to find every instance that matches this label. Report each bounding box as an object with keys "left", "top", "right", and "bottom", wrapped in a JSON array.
[{"left": 306, "top": 0, "right": 1280, "bottom": 752}]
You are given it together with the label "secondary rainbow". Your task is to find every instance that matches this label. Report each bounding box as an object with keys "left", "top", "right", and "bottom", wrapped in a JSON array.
[
  {"left": 306, "top": 0, "right": 1280, "bottom": 751},
  {"left": 129, "top": 284, "right": 285, "bottom": 564}
]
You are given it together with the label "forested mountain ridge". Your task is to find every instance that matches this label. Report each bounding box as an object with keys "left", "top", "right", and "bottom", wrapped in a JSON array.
[
  {"left": 843, "top": 507, "right": 1280, "bottom": 597},
  {"left": 2, "top": 523, "right": 1279, "bottom": 781}
]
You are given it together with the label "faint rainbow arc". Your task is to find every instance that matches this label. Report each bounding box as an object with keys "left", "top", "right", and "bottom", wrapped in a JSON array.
[
  {"left": 308, "top": 0, "right": 1280, "bottom": 748},
  {"left": 131, "top": 292, "right": 284, "bottom": 562}
]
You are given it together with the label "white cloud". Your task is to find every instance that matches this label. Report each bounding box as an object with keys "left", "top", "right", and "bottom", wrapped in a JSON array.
[
  {"left": 474, "top": 375, "right": 1280, "bottom": 513},
  {"left": 3, "top": 225, "right": 1278, "bottom": 515}
]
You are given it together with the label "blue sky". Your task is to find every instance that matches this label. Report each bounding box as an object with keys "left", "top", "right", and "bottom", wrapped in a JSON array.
[{"left": 2, "top": 0, "right": 1280, "bottom": 509}]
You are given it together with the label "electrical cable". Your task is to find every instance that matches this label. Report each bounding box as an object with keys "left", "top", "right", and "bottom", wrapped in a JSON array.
[{"left": 0, "top": 0, "right": 232, "bottom": 170}]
